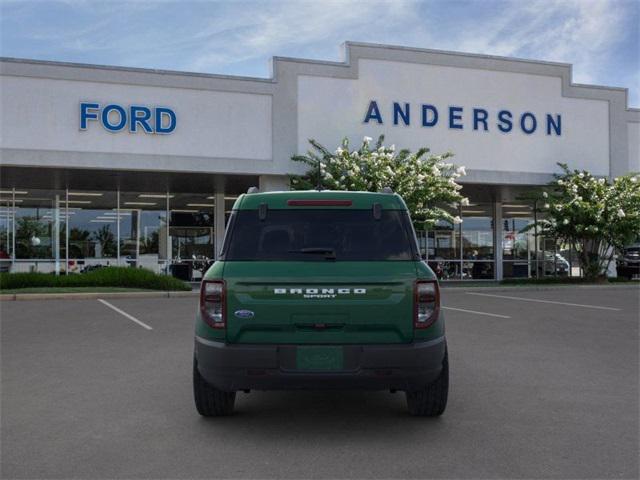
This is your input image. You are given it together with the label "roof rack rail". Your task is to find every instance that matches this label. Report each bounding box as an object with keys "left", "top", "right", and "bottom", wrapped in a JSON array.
[
  {"left": 381, "top": 187, "right": 393, "bottom": 194},
  {"left": 247, "top": 186, "right": 259, "bottom": 194}
]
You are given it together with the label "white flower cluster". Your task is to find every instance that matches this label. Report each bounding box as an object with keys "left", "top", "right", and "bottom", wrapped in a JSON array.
[
  {"left": 536, "top": 163, "right": 640, "bottom": 278},
  {"left": 291, "top": 135, "right": 468, "bottom": 226}
]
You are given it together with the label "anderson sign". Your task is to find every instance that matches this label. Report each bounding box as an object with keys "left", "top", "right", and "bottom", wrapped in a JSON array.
[{"left": 363, "top": 100, "right": 562, "bottom": 136}]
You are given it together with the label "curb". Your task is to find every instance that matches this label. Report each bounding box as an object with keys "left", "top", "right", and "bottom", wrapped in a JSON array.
[
  {"left": 441, "top": 283, "right": 639, "bottom": 292},
  {"left": 1, "top": 283, "right": 636, "bottom": 301},
  {"left": 0, "top": 291, "right": 200, "bottom": 301}
]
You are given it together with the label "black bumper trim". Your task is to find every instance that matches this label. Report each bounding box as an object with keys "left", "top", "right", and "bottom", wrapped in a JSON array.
[{"left": 194, "top": 336, "right": 446, "bottom": 392}]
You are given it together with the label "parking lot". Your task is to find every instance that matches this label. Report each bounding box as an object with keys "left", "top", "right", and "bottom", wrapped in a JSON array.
[{"left": 1, "top": 286, "right": 638, "bottom": 479}]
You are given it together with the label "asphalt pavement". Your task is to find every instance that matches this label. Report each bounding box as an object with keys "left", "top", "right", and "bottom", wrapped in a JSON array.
[{"left": 1, "top": 286, "right": 638, "bottom": 479}]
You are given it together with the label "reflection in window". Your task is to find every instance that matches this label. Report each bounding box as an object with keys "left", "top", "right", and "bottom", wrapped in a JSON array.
[
  {"left": 66, "top": 191, "right": 118, "bottom": 272},
  {"left": 462, "top": 204, "right": 494, "bottom": 260},
  {"left": 0, "top": 195, "right": 14, "bottom": 272},
  {"left": 120, "top": 193, "right": 169, "bottom": 272},
  {"left": 14, "top": 190, "right": 60, "bottom": 260},
  {"left": 502, "top": 203, "right": 536, "bottom": 278}
]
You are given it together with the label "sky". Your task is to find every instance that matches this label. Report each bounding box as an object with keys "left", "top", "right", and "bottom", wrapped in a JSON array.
[{"left": 1, "top": 0, "right": 638, "bottom": 106}]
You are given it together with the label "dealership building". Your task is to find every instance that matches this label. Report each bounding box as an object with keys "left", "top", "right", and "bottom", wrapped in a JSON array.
[{"left": 1, "top": 42, "right": 638, "bottom": 280}]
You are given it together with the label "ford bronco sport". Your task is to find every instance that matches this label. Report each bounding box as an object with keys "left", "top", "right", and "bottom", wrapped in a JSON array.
[{"left": 193, "top": 190, "right": 448, "bottom": 416}]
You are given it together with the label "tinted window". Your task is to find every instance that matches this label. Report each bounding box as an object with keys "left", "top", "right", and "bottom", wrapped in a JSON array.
[{"left": 223, "top": 209, "right": 418, "bottom": 261}]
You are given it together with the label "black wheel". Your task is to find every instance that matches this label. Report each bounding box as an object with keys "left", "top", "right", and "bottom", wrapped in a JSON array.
[
  {"left": 406, "top": 347, "right": 449, "bottom": 417},
  {"left": 193, "top": 358, "right": 236, "bottom": 416}
]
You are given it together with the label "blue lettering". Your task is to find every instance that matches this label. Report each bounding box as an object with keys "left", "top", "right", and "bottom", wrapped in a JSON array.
[
  {"left": 101, "top": 104, "right": 127, "bottom": 132},
  {"left": 497, "top": 110, "right": 513, "bottom": 133},
  {"left": 520, "top": 112, "right": 537, "bottom": 134},
  {"left": 393, "top": 102, "right": 410, "bottom": 126},
  {"left": 130, "top": 105, "right": 153, "bottom": 133},
  {"left": 546, "top": 114, "right": 561, "bottom": 136},
  {"left": 421, "top": 104, "right": 438, "bottom": 127},
  {"left": 364, "top": 100, "right": 383, "bottom": 124},
  {"left": 449, "top": 106, "right": 463, "bottom": 129},
  {"left": 473, "top": 108, "right": 488, "bottom": 131},
  {"left": 155, "top": 107, "right": 176, "bottom": 134},
  {"left": 80, "top": 102, "right": 99, "bottom": 130}
]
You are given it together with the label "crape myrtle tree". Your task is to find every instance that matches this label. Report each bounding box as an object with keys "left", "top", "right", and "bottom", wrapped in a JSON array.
[
  {"left": 289, "top": 135, "right": 469, "bottom": 229},
  {"left": 534, "top": 163, "right": 640, "bottom": 280}
]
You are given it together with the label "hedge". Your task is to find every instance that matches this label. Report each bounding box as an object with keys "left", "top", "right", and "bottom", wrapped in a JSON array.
[
  {"left": 0, "top": 267, "right": 191, "bottom": 291},
  {"left": 500, "top": 276, "right": 634, "bottom": 285}
]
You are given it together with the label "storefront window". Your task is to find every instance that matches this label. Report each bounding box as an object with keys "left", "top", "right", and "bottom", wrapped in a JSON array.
[
  {"left": 0, "top": 192, "right": 16, "bottom": 272},
  {"left": 225, "top": 196, "right": 238, "bottom": 225},
  {"left": 66, "top": 190, "right": 118, "bottom": 272},
  {"left": 0, "top": 187, "right": 241, "bottom": 276},
  {"left": 13, "top": 189, "right": 66, "bottom": 272},
  {"left": 502, "top": 203, "right": 536, "bottom": 278},
  {"left": 169, "top": 193, "right": 215, "bottom": 281},
  {"left": 120, "top": 192, "right": 169, "bottom": 273},
  {"left": 461, "top": 204, "right": 494, "bottom": 279},
  {"left": 426, "top": 218, "right": 460, "bottom": 279}
]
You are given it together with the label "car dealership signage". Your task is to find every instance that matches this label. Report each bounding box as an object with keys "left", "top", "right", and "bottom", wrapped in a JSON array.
[
  {"left": 80, "top": 102, "right": 176, "bottom": 134},
  {"left": 363, "top": 100, "right": 562, "bottom": 136}
]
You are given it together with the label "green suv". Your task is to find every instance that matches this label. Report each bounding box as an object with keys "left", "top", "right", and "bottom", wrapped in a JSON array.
[{"left": 193, "top": 190, "right": 448, "bottom": 416}]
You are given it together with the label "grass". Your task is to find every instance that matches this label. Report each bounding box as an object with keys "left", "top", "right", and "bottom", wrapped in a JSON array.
[
  {"left": 501, "top": 276, "right": 637, "bottom": 285},
  {"left": 0, "top": 267, "right": 192, "bottom": 292},
  {"left": 0, "top": 287, "right": 159, "bottom": 294},
  {"left": 441, "top": 277, "right": 638, "bottom": 287}
]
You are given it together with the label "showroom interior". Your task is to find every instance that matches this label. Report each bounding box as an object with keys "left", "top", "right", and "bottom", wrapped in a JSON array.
[{"left": 0, "top": 168, "right": 570, "bottom": 281}]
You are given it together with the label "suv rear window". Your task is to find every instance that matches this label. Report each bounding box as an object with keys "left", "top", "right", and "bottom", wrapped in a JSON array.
[{"left": 222, "top": 209, "right": 419, "bottom": 261}]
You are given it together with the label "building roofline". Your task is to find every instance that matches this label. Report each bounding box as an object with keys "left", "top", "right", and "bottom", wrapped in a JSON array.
[
  {"left": 0, "top": 56, "right": 273, "bottom": 84},
  {"left": 1, "top": 40, "right": 637, "bottom": 109},
  {"left": 343, "top": 40, "right": 574, "bottom": 68}
]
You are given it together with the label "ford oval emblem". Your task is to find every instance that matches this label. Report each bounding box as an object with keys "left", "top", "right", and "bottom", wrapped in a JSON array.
[{"left": 234, "top": 309, "right": 255, "bottom": 319}]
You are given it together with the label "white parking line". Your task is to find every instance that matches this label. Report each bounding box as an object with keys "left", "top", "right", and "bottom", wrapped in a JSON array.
[
  {"left": 466, "top": 292, "right": 621, "bottom": 311},
  {"left": 97, "top": 299, "right": 153, "bottom": 330},
  {"left": 442, "top": 306, "right": 511, "bottom": 319}
]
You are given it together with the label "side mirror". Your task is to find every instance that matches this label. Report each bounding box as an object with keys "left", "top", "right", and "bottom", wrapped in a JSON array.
[{"left": 421, "top": 253, "right": 427, "bottom": 261}]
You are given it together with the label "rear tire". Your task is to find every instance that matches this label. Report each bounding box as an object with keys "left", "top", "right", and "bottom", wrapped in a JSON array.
[
  {"left": 406, "top": 347, "right": 449, "bottom": 417},
  {"left": 193, "top": 358, "right": 236, "bottom": 416}
]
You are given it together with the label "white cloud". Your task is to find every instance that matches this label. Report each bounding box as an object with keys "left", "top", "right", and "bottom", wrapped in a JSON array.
[
  {"left": 180, "top": 0, "right": 634, "bottom": 93},
  {"left": 184, "top": 0, "right": 418, "bottom": 72},
  {"left": 2, "top": 0, "right": 636, "bottom": 102},
  {"left": 428, "top": 0, "right": 631, "bottom": 86}
]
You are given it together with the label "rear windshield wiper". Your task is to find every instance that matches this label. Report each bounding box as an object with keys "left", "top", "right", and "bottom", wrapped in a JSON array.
[{"left": 288, "top": 247, "right": 336, "bottom": 260}]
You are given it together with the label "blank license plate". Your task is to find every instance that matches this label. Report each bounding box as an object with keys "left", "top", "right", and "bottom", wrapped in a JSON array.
[{"left": 296, "top": 346, "right": 344, "bottom": 371}]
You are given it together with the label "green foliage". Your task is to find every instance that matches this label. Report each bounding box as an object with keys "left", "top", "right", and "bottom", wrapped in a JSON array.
[
  {"left": 290, "top": 135, "right": 468, "bottom": 228},
  {"left": 92, "top": 225, "right": 117, "bottom": 257},
  {"left": 15, "top": 216, "right": 50, "bottom": 258},
  {"left": 0, "top": 267, "right": 191, "bottom": 291},
  {"left": 533, "top": 163, "right": 640, "bottom": 280}
]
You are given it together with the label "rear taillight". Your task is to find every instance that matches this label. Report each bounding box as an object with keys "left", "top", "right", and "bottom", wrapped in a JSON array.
[
  {"left": 200, "top": 280, "right": 225, "bottom": 329},
  {"left": 414, "top": 280, "right": 439, "bottom": 329}
]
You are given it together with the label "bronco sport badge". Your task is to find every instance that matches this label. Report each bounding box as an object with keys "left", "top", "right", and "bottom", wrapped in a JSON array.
[{"left": 273, "top": 288, "right": 367, "bottom": 299}]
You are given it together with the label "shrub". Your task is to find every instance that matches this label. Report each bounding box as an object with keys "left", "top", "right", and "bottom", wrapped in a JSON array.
[
  {"left": 290, "top": 135, "right": 468, "bottom": 229},
  {"left": 0, "top": 267, "right": 191, "bottom": 291},
  {"left": 501, "top": 276, "right": 633, "bottom": 285},
  {"left": 532, "top": 164, "right": 640, "bottom": 280}
]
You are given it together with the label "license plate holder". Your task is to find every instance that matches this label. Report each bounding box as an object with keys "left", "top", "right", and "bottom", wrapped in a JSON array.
[{"left": 296, "top": 346, "right": 344, "bottom": 371}]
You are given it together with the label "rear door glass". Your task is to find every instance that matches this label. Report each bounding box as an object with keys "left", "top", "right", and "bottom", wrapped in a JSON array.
[{"left": 223, "top": 209, "right": 418, "bottom": 261}]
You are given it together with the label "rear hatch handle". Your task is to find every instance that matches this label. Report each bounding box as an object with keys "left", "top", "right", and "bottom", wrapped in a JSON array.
[{"left": 294, "top": 323, "right": 345, "bottom": 331}]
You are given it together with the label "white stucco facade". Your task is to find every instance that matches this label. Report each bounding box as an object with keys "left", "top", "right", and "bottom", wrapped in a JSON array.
[
  {"left": 0, "top": 42, "right": 637, "bottom": 279},
  {"left": 298, "top": 59, "right": 611, "bottom": 177},
  {"left": 1, "top": 41, "right": 638, "bottom": 184}
]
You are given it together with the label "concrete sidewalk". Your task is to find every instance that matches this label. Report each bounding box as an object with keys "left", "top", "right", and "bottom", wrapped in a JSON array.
[
  {"left": 0, "top": 290, "right": 199, "bottom": 301},
  {"left": 1, "top": 282, "right": 637, "bottom": 301}
]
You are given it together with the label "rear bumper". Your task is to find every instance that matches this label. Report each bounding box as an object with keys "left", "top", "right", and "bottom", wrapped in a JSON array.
[{"left": 194, "top": 336, "right": 446, "bottom": 392}]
